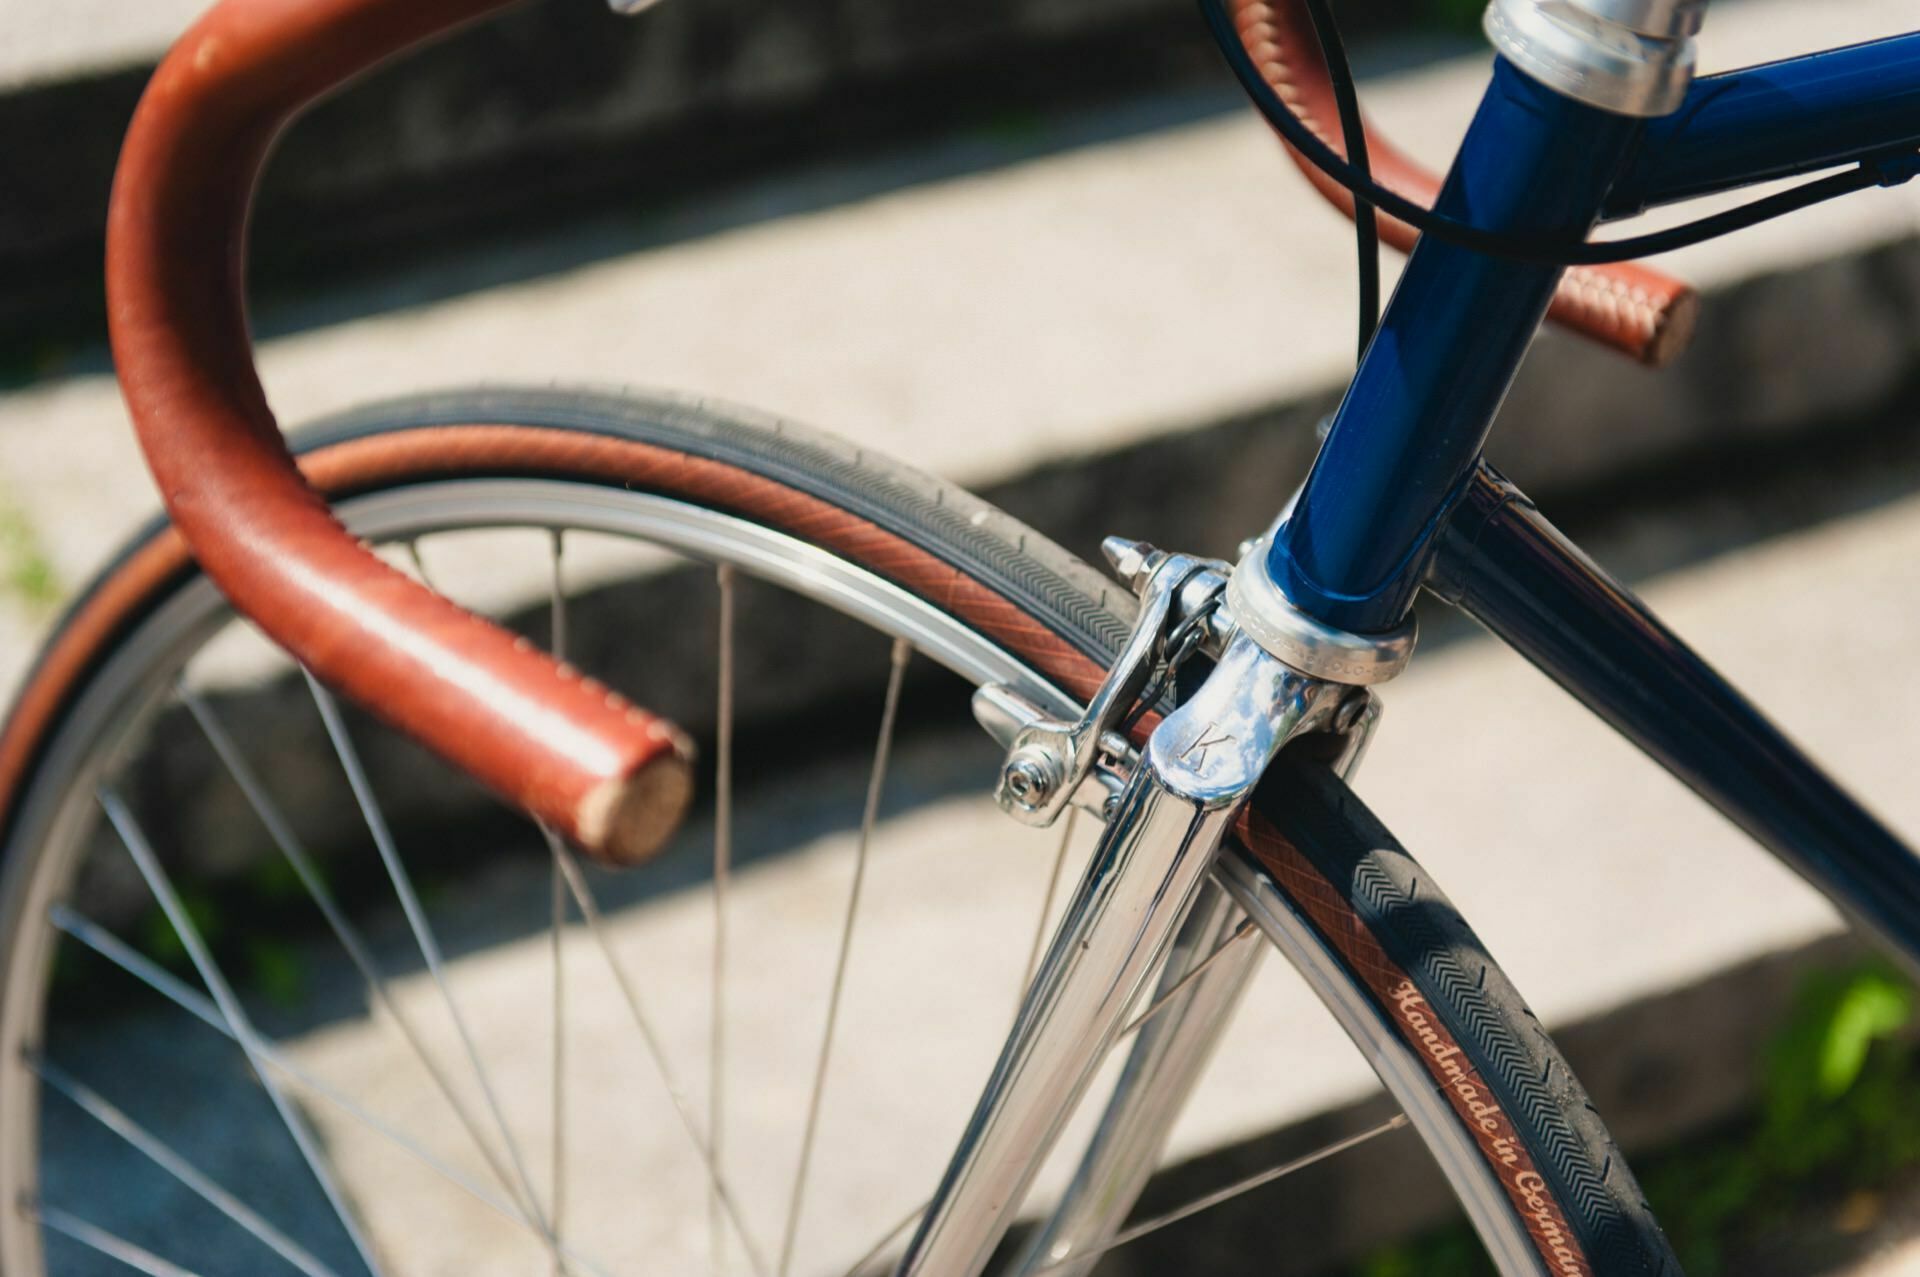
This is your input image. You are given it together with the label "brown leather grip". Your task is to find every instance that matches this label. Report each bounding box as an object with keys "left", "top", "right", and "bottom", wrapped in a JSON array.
[
  {"left": 106, "top": 0, "right": 694, "bottom": 865},
  {"left": 1231, "top": 0, "right": 1700, "bottom": 367}
]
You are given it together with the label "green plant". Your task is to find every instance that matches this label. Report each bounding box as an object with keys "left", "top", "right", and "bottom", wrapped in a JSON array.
[
  {"left": 1418, "top": 0, "right": 1486, "bottom": 35},
  {"left": 0, "top": 341, "right": 75, "bottom": 392},
  {"left": 244, "top": 936, "right": 307, "bottom": 1009},
  {"left": 0, "top": 482, "right": 61, "bottom": 612},
  {"left": 136, "top": 887, "right": 222, "bottom": 967},
  {"left": 1643, "top": 962, "right": 1919, "bottom": 1273},
  {"left": 1357, "top": 1230, "right": 1485, "bottom": 1277},
  {"left": 1763, "top": 964, "right": 1916, "bottom": 1173}
]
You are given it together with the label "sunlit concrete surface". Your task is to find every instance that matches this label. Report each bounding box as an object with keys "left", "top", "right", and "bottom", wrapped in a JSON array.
[
  {"left": 0, "top": 0, "right": 1915, "bottom": 697},
  {"left": 11, "top": 0, "right": 1920, "bottom": 1271}
]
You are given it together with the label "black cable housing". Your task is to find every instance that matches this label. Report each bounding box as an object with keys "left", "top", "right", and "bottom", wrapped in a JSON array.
[
  {"left": 1298, "top": 0, "right": 1379, "bottom": 359},
  {"left": 1201, "top": 0, "right": 1882, "bottom": 267}
]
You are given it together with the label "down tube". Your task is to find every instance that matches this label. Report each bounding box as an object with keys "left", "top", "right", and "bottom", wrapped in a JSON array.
[{"left": 1429, "top": 465, "right": 1920, "bottom": 966}]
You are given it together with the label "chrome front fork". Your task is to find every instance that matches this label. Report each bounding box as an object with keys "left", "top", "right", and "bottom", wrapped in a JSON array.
[
  {"left": 896, "top": 543, "right": 1401, "bottom": 1277},
  {"left": 1012, "top": 693, "right": 1381, "bottom": 1277},
  {"left": 1007, "top": 871, "right": 1257, "bottom": 1277}
]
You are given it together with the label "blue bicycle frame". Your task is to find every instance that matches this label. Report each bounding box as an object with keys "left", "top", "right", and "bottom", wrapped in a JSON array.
[{"left": 1259, "top": 28, "right": 1920, "bottom": 958}]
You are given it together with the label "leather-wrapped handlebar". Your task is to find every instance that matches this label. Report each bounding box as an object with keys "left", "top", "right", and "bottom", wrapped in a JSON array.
[
  {"left": 107, "top": 0, "right": 695, "bottom": 865},
  {"left": 1231, "top": 0, "right": 1700, "bottom": 367},
  {"left": 105, "top": 0, "right": 1693, "bottom": 868}
]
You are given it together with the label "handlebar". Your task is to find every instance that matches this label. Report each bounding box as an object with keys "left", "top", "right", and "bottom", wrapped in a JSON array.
[
  {"left": 105, "top": 0, "right": 1701, "bottom": 869},
  {"left": 107, "top": 0, "right": 695, "bottom": 865}
]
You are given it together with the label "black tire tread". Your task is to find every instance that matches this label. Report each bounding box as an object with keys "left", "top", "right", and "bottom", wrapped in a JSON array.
[{"left": 1260, "top": 756, "right": 1678, "bottom": 1274}]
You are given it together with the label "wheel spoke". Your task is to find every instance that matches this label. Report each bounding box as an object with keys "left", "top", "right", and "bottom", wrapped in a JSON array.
[
  {"left": 545, "top": 835, "right": 771, "bottom": 1277},
  {"left": 710, "top": 563, "right": 737, "bottom": 1277},
  {"left": 24, "top": 1199, "right": 203, "bottom": 1277},
  {"left": 776, "top": 637, "right": 912, "bottom": 1277},
  {"left": 1026, "top": 1113, "right": 1410, "bottom": 1274},
  {"left": 547, "top": 865, "right": 568, "bottom": 1267},
  {"left": 548, "top": 529, "right": 570, "bottom": 1269},
  {"left": 1113, "top": 919, "right": 1258, "bottom": 1040},
  {"left": 1018, "top": 809, "right": 1079, "bottom": 1008},
  {"left": 303, "top": 672, "right": 558, "bottom": 1256},
  {"left": 98, "top": 788, "right": 387, "bottom": 1277},
  {"left": 52, "top": 912, "right": 495, "bottom": 1205},
  {"left": 178, "top": 684, "right": 535, "bottom": 1218},
  {"left": 402, "top": 540, "right": 436, "bottom": 591},
  {"left": 835, "top": 1198, "right": 928, "bottom": 1277},
  {"left": 51, "top": 905, "right": 233, "bottom": 1038},
  {"left": 29, "top": 1054, "right": 340, "bottom": 1277},
  {"left": 46, "top": 907, "right": 615, "bottom": 1277}
]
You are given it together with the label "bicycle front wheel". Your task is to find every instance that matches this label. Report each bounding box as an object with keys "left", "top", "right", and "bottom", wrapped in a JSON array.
[{"left": 0, "top": 386, "right": 1673, "bottom": 1275}]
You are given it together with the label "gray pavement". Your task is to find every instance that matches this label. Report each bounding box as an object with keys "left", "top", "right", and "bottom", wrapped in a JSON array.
[
  {"left": 11, "top": 0, "right": 1920, "bottom": 1270},
  {"left": 0, "top": 0, "right": 201, "bottom": 90},
  {"left": 0, "top": 0, "right": 1914, "bottom": 643}
]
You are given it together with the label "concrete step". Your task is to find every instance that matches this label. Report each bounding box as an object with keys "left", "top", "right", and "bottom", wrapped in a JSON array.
[
  {"left": 11, "top": 0, "right": 1920, "bottom": 1264},
  {"left": 1, "top": 0, "right": 1916, "bottom": 642},
  {"left": 0, "top": 0, "right": 1266, "bottom": 350}
]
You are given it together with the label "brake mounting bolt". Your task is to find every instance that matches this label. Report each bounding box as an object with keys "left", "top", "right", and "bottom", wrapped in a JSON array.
[{"left": 1003, "top": 750, "right": 1057, "bottom": 810}]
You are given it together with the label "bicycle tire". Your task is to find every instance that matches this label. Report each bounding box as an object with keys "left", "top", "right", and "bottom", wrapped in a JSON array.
[{"left": 0, "top": 385, "right": 1675, "bottom": 1275}]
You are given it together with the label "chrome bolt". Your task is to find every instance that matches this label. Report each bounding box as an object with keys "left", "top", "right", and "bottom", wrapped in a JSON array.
[
  {"left": 1002, "top": 748, "right": 1059, "bottom": 810},
  {"left": 1099, "top": 537, "right": 1163, "bottom": 595}
]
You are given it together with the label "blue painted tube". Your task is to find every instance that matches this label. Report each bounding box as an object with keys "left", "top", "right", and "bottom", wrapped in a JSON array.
[
  {"left": 1267, "top": 59, "right": 1644, "bottom": 635},
  {"left": 1609, "top": 32, "right": 1920, "bottom": 217},
  {"left": 1432, "top": 466, "right": 1920, "bottom": 970}
]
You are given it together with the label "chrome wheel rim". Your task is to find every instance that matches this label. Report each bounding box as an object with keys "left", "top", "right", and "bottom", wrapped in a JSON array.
[{"left": 0, "top": 476, "right": 1539, "bottom": 1275}]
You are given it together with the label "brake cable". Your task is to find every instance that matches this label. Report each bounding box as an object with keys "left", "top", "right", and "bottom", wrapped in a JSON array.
[
  {"left": 1297, "top": 0, "right": 1380, "bottom": 359},
  {"left": 1120, "top": 582, "right": 1226, "bottom": 736},
  {"left": 1201, "top": 0, "right": 1892, "bottom": 268}
]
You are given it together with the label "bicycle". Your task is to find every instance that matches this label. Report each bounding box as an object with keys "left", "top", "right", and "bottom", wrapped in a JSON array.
[{"left": 1, "top": 0, "right": 1916, "bottom": 1272}]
